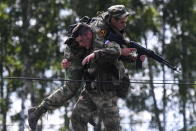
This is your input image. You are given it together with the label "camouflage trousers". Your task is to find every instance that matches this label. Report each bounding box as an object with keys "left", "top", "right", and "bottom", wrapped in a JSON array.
[
  {"left": 70, "top": 90, "right": 120, "bottom": 131},
  {"left": 40, "top": 67, "right": 84, "bottom": 110}
]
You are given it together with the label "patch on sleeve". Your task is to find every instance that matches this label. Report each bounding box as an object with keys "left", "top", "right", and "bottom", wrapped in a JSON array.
[
  {"left": 98, "top": 29, "right": 107, "bottom": 38},
  {"left": 104, "top": 40, "right": 110, "bottom": 44}
]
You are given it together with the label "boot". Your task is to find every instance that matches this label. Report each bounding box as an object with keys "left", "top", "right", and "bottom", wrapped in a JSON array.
[{"left": 28, "top": 106, "right": 47, "bottom": 130}]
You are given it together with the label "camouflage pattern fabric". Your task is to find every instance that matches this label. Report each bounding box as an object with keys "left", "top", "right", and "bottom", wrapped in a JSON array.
[
  {"left": 89, "top": 7, "right": 132, "bottom": 106},
  {"left": 41, "top": 64, "right": 84, "bottom": 109},
  {"left": 40, "top": 39, "right": 88, "bottom": 110},
  {"left": 71, "top": 90, "right": 120, "bottom": 131},
  {"left": 90, "top": 14, "right": 131, "bottom": 98},
  {"left": 70, "top": 35, "right": 124, "bottom": 131},
  {"left": 90, "top": 10, "right": 134, "bottom": 63},
  {"left": 69, "top": 12, "right": 132, "bottom": 130}
]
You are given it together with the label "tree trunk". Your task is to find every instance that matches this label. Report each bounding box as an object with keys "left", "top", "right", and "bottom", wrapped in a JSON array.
[
  {"left": 144, "top": 35, "right": 163, "bottom": 131},
  {"left": 19, "top": 0, "right": 31, "bottom": 130},
  {"left": 0, "top": 20, "right": 7, "bottom": 131},
  {"left": 162, "top": 60, "right": 166, "bottom": 131},
  {"left": 181, "top": 33, "right": 188, "bottom": 131},
  {"left": 0, "top": 49, "right": 7, "bottom": 131},
  {"left": 161, "top": 13, "right": 167, "bottom": 131}
]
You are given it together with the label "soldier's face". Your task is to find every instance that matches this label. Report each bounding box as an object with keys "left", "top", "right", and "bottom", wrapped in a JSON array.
[
  {"left": 111, "top": 16, "right": 128, "bottom": 31},
  {"left": 76, "top": 32, "right": 92, "bottom": 49}
]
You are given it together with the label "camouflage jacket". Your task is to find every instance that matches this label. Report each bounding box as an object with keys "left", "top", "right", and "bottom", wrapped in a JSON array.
[
  {"left": 90, "top": 12, "right": 125, "bottom": 44},
  {"left": 90, "top": 12, "right": 134, "bottom": 63},
  {"left": 64, "top": 37, "right": 89, "bottom": 70},
  {"left": 64, "top": 34, "right": 129, "bottom": 97},
  {"left": 84, "top": 32, "right": 128, "bottom": 92}
]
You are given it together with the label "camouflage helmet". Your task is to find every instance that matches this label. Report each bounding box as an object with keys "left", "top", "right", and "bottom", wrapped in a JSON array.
[{"left": 107, "top": 5, "right": 130, "bottom": 19}]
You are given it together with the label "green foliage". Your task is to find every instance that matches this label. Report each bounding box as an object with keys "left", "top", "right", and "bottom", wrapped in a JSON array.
[
  {"left": 59, "top": 126, "right": 69, "bottom": 131},
  {"left": 188, "top": 127, "right": 196, "bottom": 131},
  {"left": 11, "top": 113, "right": 21, "bottom": 122},
  {"left": 0, "top": 2, "right": 9, "bottom": 19},
  {"left": 179, "top": 126, "right": 196, "bottom": 131},
  {"left": 127, "top": 6, "right": 160, "bottom": 40}
]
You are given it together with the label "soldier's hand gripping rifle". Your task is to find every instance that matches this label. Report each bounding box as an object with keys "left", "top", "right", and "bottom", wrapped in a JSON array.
[{"left": 107, "top": 32, "right": 179, "bottom": 72}]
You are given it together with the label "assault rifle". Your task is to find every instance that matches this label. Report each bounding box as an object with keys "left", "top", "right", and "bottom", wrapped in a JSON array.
[{"left": 107, "top": 32, "right": 179, "bottom": 72}]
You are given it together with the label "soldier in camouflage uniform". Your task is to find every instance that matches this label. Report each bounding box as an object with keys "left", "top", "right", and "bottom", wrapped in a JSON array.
[
  {"left": 27, "top": 25, "right": 90, "bottom": 130},
  {"left": 69, "top": 22, "right": 137, "bottom": 131},
  {"left": 88, "top": 4, "right": 145, "bottom": 100},
  {"left": 89, "top": 5, "right": 146, "bottom": 65},
  {"left": 70, "top": 5, "right": 146, "bottom": 131}
]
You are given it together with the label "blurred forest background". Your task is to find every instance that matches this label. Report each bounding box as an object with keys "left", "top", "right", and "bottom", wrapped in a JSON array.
[{"left": 0, "top": 0, "right": 196, "bottom": 131}]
